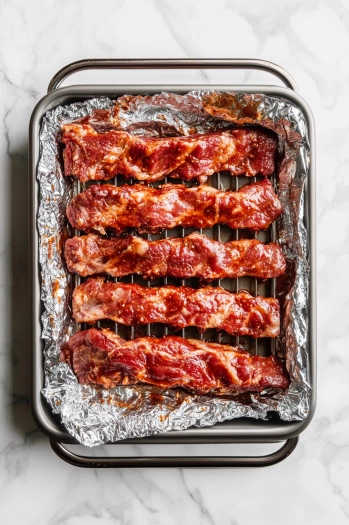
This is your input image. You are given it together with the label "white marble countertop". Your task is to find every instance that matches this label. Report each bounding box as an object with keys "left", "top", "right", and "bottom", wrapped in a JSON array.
[{"left": 1, "top": 0, "right": 348, "bottom": 523}]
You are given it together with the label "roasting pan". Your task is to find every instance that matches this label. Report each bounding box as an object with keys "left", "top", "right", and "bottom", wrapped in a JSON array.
[{"left": 29, "top": 59, "right": 316, "bottom": 468}]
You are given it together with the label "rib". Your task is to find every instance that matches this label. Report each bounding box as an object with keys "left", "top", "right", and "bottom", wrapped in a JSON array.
[
  {"left": 65, "top": 232, "right": 286, "bottom": 280},
  {"left": 66, "top": 179, "right": 281, "bottom": 234},
  {"left": 61, "top": 328, "right": 290, "bottom": 392},
  {"left": 72, "top": 279, "right": 280, "bottom": 338},
  {"left": 62, "top": 123, "right": 277, "bottom": 183}
]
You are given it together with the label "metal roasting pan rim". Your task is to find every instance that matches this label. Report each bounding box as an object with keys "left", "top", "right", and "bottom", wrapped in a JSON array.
[{"left": 29, "top": 62, "right": 316, "bottom": 467}]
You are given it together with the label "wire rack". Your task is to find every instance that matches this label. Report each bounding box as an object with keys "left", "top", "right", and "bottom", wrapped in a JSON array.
[{"left": 71, "top": 171, "right": 277, "bottom": 358}]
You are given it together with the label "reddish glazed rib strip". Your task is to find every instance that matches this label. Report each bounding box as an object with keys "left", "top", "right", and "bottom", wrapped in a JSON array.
[
  {"left": 66, "top": 179, "right": 281, "bottom": 234},
  {"left": 62, "top": 124, "right": 277, "bottom": 183},
  {"left": 65, "top": 232, "right": 286, "bottom": 280},
  {"left": 61, "top": 329, "right": 290, "bottom": 392},
  {"left": 72, "top": 279, "right": 280, "bottom": 338}
]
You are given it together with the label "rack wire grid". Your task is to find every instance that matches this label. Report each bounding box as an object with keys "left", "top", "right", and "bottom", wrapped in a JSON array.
[{"left": 71, "top": 170, "right": 278, "bottom": 358}]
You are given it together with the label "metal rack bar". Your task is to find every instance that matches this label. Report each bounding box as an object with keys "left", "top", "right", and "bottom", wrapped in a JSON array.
[
  {"left": 113, "top": 175, "right": 118, "bottom": 336},
  {"left": 50, "top": 437, "right": 298, "bottom": 468},
  {"left": 234, "top": 176, "right": 240, "bottom": 348},
  {"left": 216, "top": 172, "right": 222, "bottom": 344},
  {"left": 48, "top": 58, "right": 297, "bottom": 93},
  {"left": 271, "top": 172, "right": 277, "bottom": 356}
]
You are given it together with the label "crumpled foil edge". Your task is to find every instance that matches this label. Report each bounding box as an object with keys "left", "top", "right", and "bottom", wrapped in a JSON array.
[{"left": 38, "top": 91, "right": 311, "bottom": 447}]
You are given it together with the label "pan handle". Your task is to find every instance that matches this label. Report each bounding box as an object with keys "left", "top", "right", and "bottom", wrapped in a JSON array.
[
  {"left": 50, "top": 437, "right": 298, "bottom": 468},
  {"left": 47, "top": 58, "right": 297, "bottom": 93}
]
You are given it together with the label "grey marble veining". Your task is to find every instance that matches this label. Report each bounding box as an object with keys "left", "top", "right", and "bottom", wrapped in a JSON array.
[{"left": 0, "top": 0, "right": 348, "bottom": 524}]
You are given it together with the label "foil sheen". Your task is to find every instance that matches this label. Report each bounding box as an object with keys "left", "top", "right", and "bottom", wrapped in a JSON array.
[{"left": 38, "top": 91, "right": 311, "bottom": 447}]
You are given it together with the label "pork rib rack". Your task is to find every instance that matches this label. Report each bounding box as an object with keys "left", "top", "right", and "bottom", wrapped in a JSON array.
[
  {"left": 72, "top": 279, "right": 280, "bottom": 338},
  {"left": 61, "top": 328, "right": 290, "bottom": 393},
  {"left": 66, "top": 179, "right": 282, "bottom": 234},
  {"left": 62, "top": 124, "right": 278, "bottom": 183},
  {"left": 65, "top": 232, "right": 286, "bottom": 280}
]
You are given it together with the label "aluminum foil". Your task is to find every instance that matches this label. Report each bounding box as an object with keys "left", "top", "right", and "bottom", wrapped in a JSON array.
[{"left": 38, "top": 91, "right": 311, "bottom": 447}]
